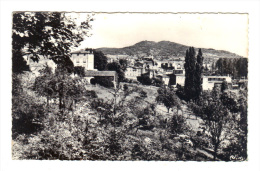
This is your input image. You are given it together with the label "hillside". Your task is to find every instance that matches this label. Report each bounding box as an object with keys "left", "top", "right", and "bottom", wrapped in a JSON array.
[{"left": 97, "top": 40, "right": 244, "bottom": 60}]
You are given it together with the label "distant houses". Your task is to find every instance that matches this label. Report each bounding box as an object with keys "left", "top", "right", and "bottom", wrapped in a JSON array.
[
  {"left": 125, "top": 67, "right": 144, "bottom": 80},
  {"left": 24, "top": 47, "right": 242, "bottom": 91}
]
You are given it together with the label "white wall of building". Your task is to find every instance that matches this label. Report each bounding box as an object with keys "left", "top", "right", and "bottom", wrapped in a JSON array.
[
  {"left": 71, "top": 52, "right": 94, "bottom": 70},
  {"left": 202, "top": 76, "right": 232, "bottom": 90},
  {"left": 176, "top": 75, "right": 185, "bottom": 86}
]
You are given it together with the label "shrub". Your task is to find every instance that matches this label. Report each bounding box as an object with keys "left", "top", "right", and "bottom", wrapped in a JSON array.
[
  {"left": 85, "top": 90, "right": 98, "bottom": 98},
  {"left": 139, "top": 90, "right": 147, "bottom": 98},
  {"left": 137, "top": 75, "right": 152, "bottom": 85},
  {"left": 74, "top": 66, "right": 86, "bottom": 77},
  {"left": 169, "top": 114, "right": 188, "bottom": 137},
  {"left": 92, "top": 76, "right": 114, "bottom": 88}
]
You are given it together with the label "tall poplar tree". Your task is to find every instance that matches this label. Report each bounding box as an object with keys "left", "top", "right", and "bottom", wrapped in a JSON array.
[
  {"left": 195, "top": 49, "right": 204, "bottom": 98},
  {"left": 184, "top": 47, "right": 203, "bottom": 101}
]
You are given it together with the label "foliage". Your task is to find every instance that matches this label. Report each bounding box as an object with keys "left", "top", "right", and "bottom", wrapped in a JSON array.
[
  {"left": 12, "top": 74, "right": 45, "bottom": 139},
  {"left": 134, "top": 105, "right": 157, "bottom": 131},
  {"left": 84, "top": 90, "right": 98, "bottom": 98},
  {"left": 14, "top": 62, "right": 246, "bottom": 161},
  {"left": 12, "top": 12, "right": 93, "bottom": 73},
  {"left": 152, "top": 77, "right": 163, "bottom": 87},
  {"left": 137, "top": 74, "right": 152, "bottom": 85},
  {"left": 74, "top": 66, "right": 86, "bottom": 77},
  {"left": 220, "top": 92, "right": 239, "bottom": 113},
  {"left": 169, "top": 114, "right": 188, "bottom": 137},
  {"left": 119, "top": 59, "right": 128, "bottom": 72},
  {"left": 12, "top": 51, "right": 30, "bottom": 73},
  {"left": 139, "top": 90, "right": 147, "bottom": 98},
  {"left": 184, "top": 47, "right": 204, "bottom": 101},
  {"left": 222, "top": 89, "right": 247, "bottom": 161},
  {"left": 188, "top": 87, "right": 245, "bottom": 160},
  {"left": 107, "top": 62, "right": 125, "bottom": 82},
  {"left": 156, "top": 87, "right": 181, "bottom": 113},
  {"left": 94, "top": 50, "right": 108, "bottom": 71},
  {"left": 221, "top": 80, "right": 229, "bottom": 92},
  {"left": 34, "top": 66, "right": 88, "bottom": 113},
  {"left": 176, "top": 84, "right": 186, "bottom": 100},
  {"left": 215, "top": 58, "right": 248, "bottom": 79},
  {"left": 90, "top": 76, "right": 114, "bottom": 88}
]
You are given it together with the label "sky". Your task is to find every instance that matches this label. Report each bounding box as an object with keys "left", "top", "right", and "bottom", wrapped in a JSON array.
[{"left": 75, "top": 13, "right": 248, "bottom": 57}]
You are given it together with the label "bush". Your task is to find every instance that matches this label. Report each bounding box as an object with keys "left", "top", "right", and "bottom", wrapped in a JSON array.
[
  {"left": 176, "top": 84, "right": 186, "bottom": 100},
  {"left": 152, "top": 78, "right": 163, "bottom": 87},
  {"left": 74, "top": 66, "right": 86, "bottom": 77},
  {"left": 12, "top": 76, "right": 45, "bottom": 139},
  {"left": 90, "top": 78, "right": 96, "bottom": 85},
  {"left": 85, "top": 90, "right": 98, "bottom": 98},
  {"left": 91, "top": 76, "right": 114, "bottom": 88},
  {"left": 139, "top": 90, "right": 147, "bottom": 98},
  {"left": 169, "top": 114, "right": 188, "bottom": 137},
  {"left": 137, "top": 75, "right": 152, "bottom": 85}
]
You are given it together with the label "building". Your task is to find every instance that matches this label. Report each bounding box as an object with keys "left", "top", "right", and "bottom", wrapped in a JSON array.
[
  {"left": 71, "top": 48, "right": 95, "bottom": 71},
  {"left": 168, "top": 74, "right": 185, "bottom": 87},
  {"left": 125, "top": 67, "right": 145, "bottom": 80},
  {"left": 172, "top": 69, "right": 185, "bottom": 75},
  {"left": 156, "top": 74, "right": 170, "bottom": 85},
  {"left": 202, "top": 75, "right": 232, "bottom": 90},
  {"left": 84, "top": 70, "right": 118, "bottom": 88},
  {"left": 71, "top": 49, "right": 120, "bottom": 88}
]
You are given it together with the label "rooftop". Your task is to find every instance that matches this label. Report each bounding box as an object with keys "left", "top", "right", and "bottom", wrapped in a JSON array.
[
  {"left": 85, "top": 70, "right": 117, "bottom": 77},
  {"left": 71, "top": 48, "right": 94, "bottom": 54}
]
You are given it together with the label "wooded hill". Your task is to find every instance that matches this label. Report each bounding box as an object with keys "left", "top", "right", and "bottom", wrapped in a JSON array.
[{"left": 97, "top": 40, "right": 245, "bottom": 60}]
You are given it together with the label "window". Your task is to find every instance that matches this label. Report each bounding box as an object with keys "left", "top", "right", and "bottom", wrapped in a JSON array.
[
  {"left": 76, "top": 58, "right": 79, "bottom": 63},
  {"left": 83, "top": 58, "right": 86, "bottom": 63}
]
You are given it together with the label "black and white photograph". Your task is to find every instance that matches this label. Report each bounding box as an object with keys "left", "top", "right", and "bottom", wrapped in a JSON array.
[{"left": 10, "top": 12, "right": 249, "bottom": 161}]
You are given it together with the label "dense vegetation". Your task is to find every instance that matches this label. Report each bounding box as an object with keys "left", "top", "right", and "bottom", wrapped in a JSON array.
[
  {"left": 12, "top": 12, "right": 93, "bottom": 74},
  {"left": 12, "top": 66, "right": 247, "bottom": 160},
  {"left": 214, "top": 58, "right": 248, "bottom": 79}
]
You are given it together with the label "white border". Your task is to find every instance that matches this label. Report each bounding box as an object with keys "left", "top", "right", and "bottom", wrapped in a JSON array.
[{"left": 1, "top": 1, "right": 260, "bottom": 171}]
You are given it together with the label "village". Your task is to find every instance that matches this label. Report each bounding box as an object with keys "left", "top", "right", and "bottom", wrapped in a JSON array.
[
  {"left": 11, "top": 12, "right": 248, "bottom": 162},
  {"left": 27, "top": 47, "right": 247, "bottom": 92}
]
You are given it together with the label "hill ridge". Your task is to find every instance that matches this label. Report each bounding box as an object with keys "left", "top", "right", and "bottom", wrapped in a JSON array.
[{"left": 97, "top": 40, "right": 244, "bottom": 60}]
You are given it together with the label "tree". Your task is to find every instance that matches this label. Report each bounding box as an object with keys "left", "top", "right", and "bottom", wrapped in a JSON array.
[
  {"left": 189, "top": 89, "right": 230, "bottom": 160},
  {"left": 204, "top": 99, "right": 229, "bottom": 160},
  {"left": 156, "top": 87, "right": 181, "bottom": 113},
  {"left": 119, "top": 59, "right": 128, "bottom": 72},
  {"left": 92, "top": 76, "right": 114, "bottom": 88},
  {"left": 194, "top": 49, "right": 204, "bottom": 98},
  {"left": 34, "top": 65, "right": 56, "bottom": 108},
  {"left": 94, "top": 50, "right": 108, "bottom": 71},
  {"left": 184, "top": 47, "right": 204, "bottom": 101},
  {"left": 107, "top": 62, "right": 125, "bottom": 82},
  {"left": 74, "top": 66, "right": 86, "bottom": 77},
  {"left": 137, "top": 74, "right": 152, "bottom": 85},
  {"left": 221, "top": 80, "right": 229, "bottom": 92},
  {"left": 12, "top": 12, "right": 93, "bottom": 73},
  {"left": 169, "top": 114, "right": 188, "bottom": 136},
  {"left": 215, "top": 58, "right": 248, "bottom": 79}
]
